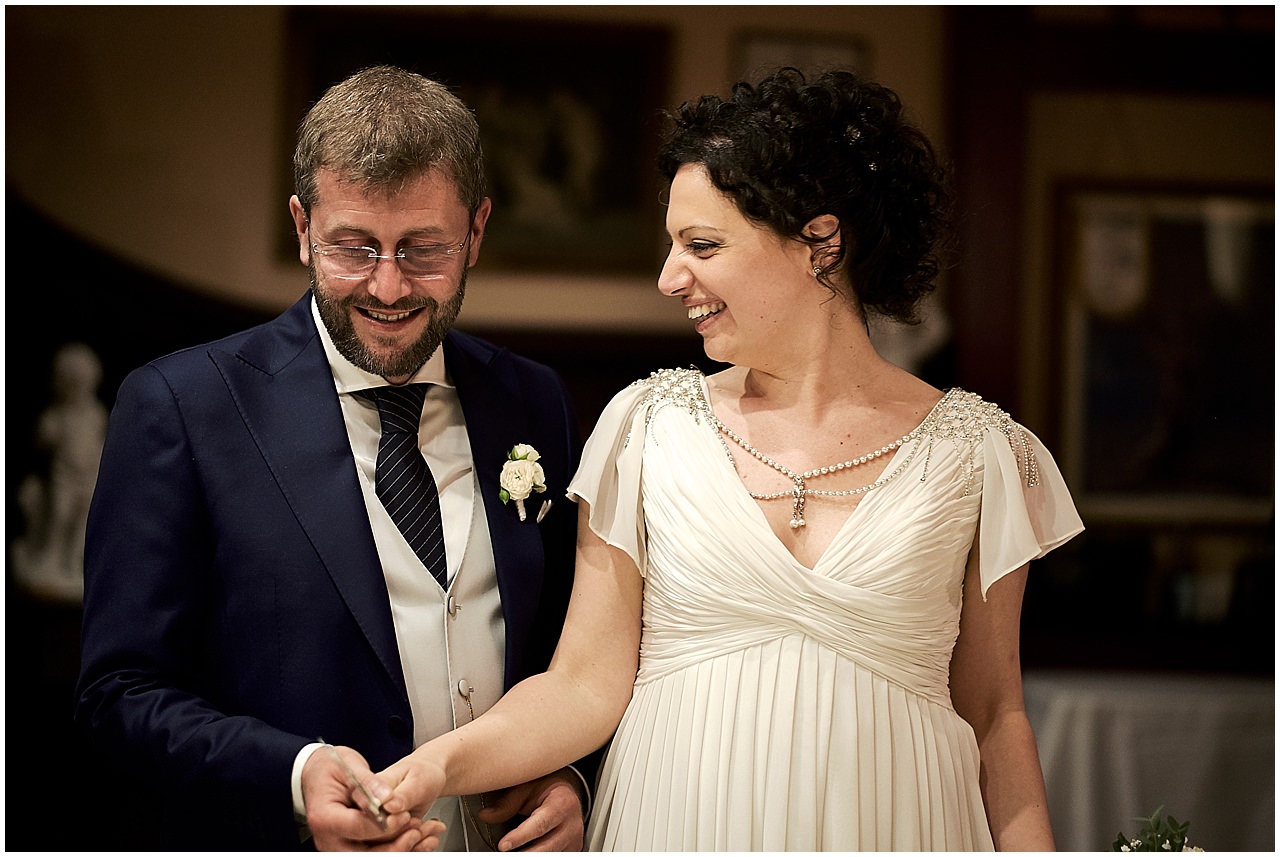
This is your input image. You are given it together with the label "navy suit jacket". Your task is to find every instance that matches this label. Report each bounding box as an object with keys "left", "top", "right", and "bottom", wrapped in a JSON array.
[{"left": 74, "top": 293, "right": 583, "bottom": 849}]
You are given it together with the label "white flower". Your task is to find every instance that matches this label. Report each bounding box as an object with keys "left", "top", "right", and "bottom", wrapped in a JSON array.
[
  {"left": 509, "top": 443, "right": 540, "bottom": 463},
  {"left": 1121, "top": 846, "right": 1131, "bottom": 853},
  {"left": 500, "top": 459, "right": 545, "bottom": 501},
  {"left": 499, "top": 444, "right": 547, "bottom": 521}
]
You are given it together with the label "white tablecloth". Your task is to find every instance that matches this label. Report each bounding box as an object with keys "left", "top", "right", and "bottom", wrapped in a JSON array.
[{"left": 1023, "top": 670, "right": 1274, "bottom": 852}]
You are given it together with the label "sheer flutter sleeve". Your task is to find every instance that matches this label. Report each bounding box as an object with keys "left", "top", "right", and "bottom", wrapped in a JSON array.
[
  {"left": 977, "top": 425, "right": 1084, "bottom": 599},
  {"left": 567, "top": 379, "right": 650, "bottom": 573}
]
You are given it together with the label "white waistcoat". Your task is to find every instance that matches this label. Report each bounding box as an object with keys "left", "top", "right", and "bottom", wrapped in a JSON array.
[{"left": 391, "top": 471, "right": 507, "bottom": 851}]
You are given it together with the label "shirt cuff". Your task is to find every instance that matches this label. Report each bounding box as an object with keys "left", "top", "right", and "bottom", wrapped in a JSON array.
[
  {"left": 564, "top": 764, "right": 593, "bottom": 819},
  {"left": 292, "top": 742, "right": 327, "bottom": 822}
]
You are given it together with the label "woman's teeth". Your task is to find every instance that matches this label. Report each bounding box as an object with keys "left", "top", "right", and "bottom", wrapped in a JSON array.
[{"left": 688, "top": 302, "right": 726, "bottom": 321}]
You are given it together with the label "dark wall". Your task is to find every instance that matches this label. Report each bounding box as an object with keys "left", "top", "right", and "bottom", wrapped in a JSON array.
[{"left": 943, "top": 7, "right": 1274, "bottom": 676}]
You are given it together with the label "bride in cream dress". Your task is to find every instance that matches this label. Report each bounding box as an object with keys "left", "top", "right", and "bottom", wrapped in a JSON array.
[{"left": 571, "top": 366, "right": 1080, "bottom": 850}]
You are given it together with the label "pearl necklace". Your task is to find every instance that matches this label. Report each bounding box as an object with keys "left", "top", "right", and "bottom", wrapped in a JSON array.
[{"left": 711, "top": 416, "right": 920, "bottom": 529}]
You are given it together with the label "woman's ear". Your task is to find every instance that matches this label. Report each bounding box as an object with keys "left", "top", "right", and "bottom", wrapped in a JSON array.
[
  {"left": 804, "top": 214, "right": 840, "bottom": 242},
  {"left": 804, "top": 214, "right": 841, "bottom": 271}
]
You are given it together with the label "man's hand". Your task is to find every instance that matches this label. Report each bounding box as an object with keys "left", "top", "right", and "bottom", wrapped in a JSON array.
[
  {"left": 478, "top": 769, "right": 587, "bottom": 852},
  {"left": 304, "top": 744, "right": 444, "bottom": 851}
]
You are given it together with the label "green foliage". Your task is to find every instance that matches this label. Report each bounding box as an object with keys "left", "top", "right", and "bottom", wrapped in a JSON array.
[{"left": 1111, "top": 806, "right": 1200, "bottom": 852}]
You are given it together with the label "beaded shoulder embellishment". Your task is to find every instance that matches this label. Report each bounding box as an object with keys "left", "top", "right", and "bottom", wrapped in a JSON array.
[
  {"left": 916, "top": 389, "right": 1040, "bottom": 493},
  {"left": 634, "top": 367, "right": 709, "bottom": 415},
  {"left": 622, "top": 367, "right": 711, "bottom": 448}
]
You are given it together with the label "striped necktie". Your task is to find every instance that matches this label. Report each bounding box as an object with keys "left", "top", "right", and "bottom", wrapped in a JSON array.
[{"left": 356, "top": 384, "right": 448, "bottom": 589}]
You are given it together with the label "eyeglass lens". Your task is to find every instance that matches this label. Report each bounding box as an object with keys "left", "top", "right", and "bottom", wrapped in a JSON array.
[{"left": 316, "top": 243, "right": 464, "bottom": 279}]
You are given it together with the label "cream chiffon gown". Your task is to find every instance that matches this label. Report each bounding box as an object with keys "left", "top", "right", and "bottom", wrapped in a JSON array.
[{"left": 567, "top": 368, "right": 1083, "bottom": 851}]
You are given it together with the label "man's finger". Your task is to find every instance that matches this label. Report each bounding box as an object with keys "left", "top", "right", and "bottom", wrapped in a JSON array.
[
  {"left": 476, "top": 789, "right": 522, "bottom": 824},
  {"left": 499, "top": 807, "right": 560, "bottom": 852}
]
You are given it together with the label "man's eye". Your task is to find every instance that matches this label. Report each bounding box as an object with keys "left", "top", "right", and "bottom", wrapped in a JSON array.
[{"left": 401, "top": 246, "right": 449, "bottom": 260}]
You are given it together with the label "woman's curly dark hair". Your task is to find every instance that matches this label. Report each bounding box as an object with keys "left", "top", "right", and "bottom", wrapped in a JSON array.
[{"left": 658, "top": 67, "right": 954, "bottom": 324}]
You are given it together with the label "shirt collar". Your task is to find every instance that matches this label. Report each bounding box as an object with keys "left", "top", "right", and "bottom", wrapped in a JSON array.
[{"left": 310, "top": 293, "right": 453, "bottom": 394}]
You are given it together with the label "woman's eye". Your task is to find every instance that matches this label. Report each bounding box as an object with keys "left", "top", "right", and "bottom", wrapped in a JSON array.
[{"left": 663, "top": 238, "right": 720, "bottom": 259}]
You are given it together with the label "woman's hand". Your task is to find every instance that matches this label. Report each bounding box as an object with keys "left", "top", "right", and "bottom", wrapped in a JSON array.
[
  {"left": 373, "top": 753, "right": 449, "bottom": 824},
  {"left": 304, "top": 744, "right": 446, "bottom": 851}
]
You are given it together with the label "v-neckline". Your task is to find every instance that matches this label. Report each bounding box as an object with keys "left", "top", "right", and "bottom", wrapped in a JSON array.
[
  {"left": 729, "top": 439, "right": 915, "bottom": 572},
  {"left": 695, "top": 373, "right": 949, "bottom": 571}
]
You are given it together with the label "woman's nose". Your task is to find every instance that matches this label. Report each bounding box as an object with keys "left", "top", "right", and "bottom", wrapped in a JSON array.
[{"left": 657, "top": 248, "right": 689, "bottom": 296}]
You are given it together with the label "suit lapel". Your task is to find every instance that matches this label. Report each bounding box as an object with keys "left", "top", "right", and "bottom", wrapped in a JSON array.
[
  {"left": 209, "top": 295, "right": 407, "bottom": 700},
  {"left": 444, "top": 334, "right": 544, "bottom": 689}
]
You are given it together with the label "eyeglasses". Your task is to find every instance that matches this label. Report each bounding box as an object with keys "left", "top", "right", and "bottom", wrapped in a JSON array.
[{"left": 309, "top": 234, "right": 468, "bottom": 280}]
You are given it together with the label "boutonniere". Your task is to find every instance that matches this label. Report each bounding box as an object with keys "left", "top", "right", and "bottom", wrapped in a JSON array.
[{"left": 499, "top": 444, "right": 550, "bottom": 522}]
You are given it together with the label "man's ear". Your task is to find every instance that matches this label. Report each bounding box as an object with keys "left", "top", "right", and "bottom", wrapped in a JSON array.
[
  {"left": 288, "top": 196, "right": 311, "bottom": 266},
  {"left": 467, "top": 197, "right": 493, "bottom": 267}
]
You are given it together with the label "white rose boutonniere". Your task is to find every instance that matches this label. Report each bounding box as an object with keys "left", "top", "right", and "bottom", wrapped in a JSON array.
[{"left": 499, "top": 444, "right": 548, "bottom": 522}]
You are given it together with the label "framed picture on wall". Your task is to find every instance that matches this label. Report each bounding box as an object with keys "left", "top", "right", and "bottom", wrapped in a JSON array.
[
  {"left": 732, "top": 28, "right": 870, "bottom": 80},
  {"left": 283, "top": 8, "right": 672, "bottom": 275},
  {"left": 1053, "top": 182, "right": 1274, "bottom": 525}
]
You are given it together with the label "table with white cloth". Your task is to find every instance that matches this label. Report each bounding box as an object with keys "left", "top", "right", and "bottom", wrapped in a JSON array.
[{"left": 1023, "top": 669, "right": 1274, "bottom": 852}]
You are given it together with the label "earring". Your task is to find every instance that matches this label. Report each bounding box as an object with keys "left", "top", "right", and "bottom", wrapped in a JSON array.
[{"left": 812, "top": 266, "right": 824, "bottom": 276}]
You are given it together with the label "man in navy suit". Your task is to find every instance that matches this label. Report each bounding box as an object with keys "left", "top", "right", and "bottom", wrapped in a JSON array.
[{"left": 74, "top": 66, "right": 588, "bottom": 851}]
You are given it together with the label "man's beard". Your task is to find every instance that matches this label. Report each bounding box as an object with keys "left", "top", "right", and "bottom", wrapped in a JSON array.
[{"left": 311, "top": 262, "right": 467, "bottom": 379}]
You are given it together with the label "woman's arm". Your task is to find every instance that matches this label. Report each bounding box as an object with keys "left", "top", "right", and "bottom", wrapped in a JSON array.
[
  {"left": 377, "top": 501, "right": 643, "bottom": 818},
  {"left": 949, "top": 559, "right": 1056, "bottom": 851}
]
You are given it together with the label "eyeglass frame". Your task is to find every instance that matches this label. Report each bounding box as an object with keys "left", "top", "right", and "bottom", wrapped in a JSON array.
[{"left": 307, "top": 221, "right": 471, "bottom": 280}]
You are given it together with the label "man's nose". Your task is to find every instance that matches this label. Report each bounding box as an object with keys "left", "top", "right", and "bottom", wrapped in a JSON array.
[{"left": 366, "top": 255, "right": 413, "bottom": 305}]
